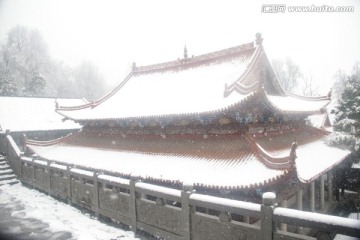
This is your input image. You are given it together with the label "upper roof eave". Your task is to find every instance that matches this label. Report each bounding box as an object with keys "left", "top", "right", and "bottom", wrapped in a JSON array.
[
  {"left": 55, "top": 41, "right": 258, "bottom": 120},
  {"left": 261, "top": 89, "right": 331, "bottom": 115}
]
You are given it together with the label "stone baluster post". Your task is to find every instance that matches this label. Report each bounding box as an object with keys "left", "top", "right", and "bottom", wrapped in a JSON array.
[
  {"left": 93, "top": 172, "right": 100, "bottom": 218},
  {"left": 129, "top": 176, "right": 140, "bottom": 233},
  {"left": 181, "top": 183, "right": 195, "bottom": 240},
  {"left": 261, "top": 192, "right": 276, "bottom": 240},
  {"left": 66, "top": 166, "right": 72, "bottom": 204},
  {"left": 47, "top": 161, "right": 52, "bottom": 194},
  {"left": 296, "top": 188, "right": 303, "bottom": 233},
  {"left": 280, "top": 199, "right": 287, "bottom": 231}
]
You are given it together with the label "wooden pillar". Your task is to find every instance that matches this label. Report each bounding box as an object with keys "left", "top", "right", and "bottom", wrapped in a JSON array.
[
  {"left": 296, "top": 188, "right": 303, "bottom": 233},
  {"left": 297, "top": 188, "right": 303, "bottom": 210},
  {"left": 320, "top": 174, "right": 325, "bottom": 210},
  {"left": 328, "top": 170, "right": 333, "bottom": 202},
  {"left": 310, "top": 181, "right": 315, "bottom": 212},
  {"left": 280, "top": 199, "right": 287, "bottom": 231}
]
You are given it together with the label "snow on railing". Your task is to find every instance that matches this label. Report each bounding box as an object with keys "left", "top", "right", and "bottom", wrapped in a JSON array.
[
  {"left": 274, "top": 207, "right": 360, "bottom": 237},
  {"left": 190, "top": 193, "right": 261, "bottom": 217},
  {"left": 6, "top": 135, "right": 23, "bottom": 157},
  {"left": 98, "top": 174, "right": 130, "bottom": 186},
  {"left": 136, "top": 182, "right": 182, "bottom": 201}
]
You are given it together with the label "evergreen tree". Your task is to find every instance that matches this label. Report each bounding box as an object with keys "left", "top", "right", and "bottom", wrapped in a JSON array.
[
  {"left": 326, "top": 72, "right": 360, "bottom": 152},
  {"left": 25, "top": 72, "right": 46, "bottom": 96},
  {"left": 0, "top": 64, "right": 18, "bottom": 96}
]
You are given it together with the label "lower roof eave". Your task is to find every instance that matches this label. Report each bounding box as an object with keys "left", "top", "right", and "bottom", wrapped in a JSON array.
[{"left": 27, "top": 142, "right": 288, "bottom": 191}]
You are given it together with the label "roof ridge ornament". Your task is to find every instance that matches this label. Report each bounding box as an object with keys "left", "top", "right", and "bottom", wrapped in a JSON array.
[
  {"left": 255, "top": 32, "right": 263, "bottom": 46},
  {"left": 290, "top": 141, "right": 297, "bottom": 160},
  {"left": 184, "top": 45, "right": 188, "bottom": 59}
]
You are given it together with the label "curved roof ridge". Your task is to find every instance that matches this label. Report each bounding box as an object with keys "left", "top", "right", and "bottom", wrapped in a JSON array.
[
  {"left": 225, "top": 45, "right": 262, "bottom": 93},
  {"left": 232, "top": 81, "right": 259, "bottom": 95},
  {"left": 244, "top": 132, "right": 294, "bottom": 170},
  {"left": 286, "top": 92, "right": 330, "bottom": 101},
  {"left": 134, "top": 42, "right": 255, "bottom": 74},
  {"left": 56, "top": 72, "right": 134, "bottom": 112},
  {"left": 26, "top": 131, "right": 79, "bottom": 147},
  {"left": 261, "top": 90, "right": 330, "bottom": 115}
]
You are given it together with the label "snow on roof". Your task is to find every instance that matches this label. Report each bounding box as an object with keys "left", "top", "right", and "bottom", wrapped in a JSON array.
[
  {"left": 266, "top": 95, "right": 330, "bottom": 114},
  {"left": 295, "top": 140, "right": 350, "bottom": 182},
  {"left": 28, "top": 143, "right": 286, "bottom": 189},
  {"left": 0, "top": 97, "right": 84, "bottom": 132},
  {"left": 58, "top": 53, "right": 255, "bottom": 121},
  {"left": 306, "top": 114, "right": 327, "bottom": 129}
]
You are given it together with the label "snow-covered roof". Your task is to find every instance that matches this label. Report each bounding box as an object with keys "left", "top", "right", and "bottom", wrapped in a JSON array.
[
  {"left": 57, "top": 42, "right": 258, "bottom": 121},
  {"left": 0, "top": 97, "right": 84, "bottom": 132},
  {"left": 56, "top": 37, "right": 330, "bottom": 122},
  {"left": 254, "top": 127, "right": 350, "bottom": 183},
  {"left": 266, "top": 95, "right": 330, "bottom": 114},
  {"left": 27, "top": 124, "right": 349, "bottom": 189},
  {"left": 295, "top": 140, "right": 350, "bottom": 182},
  {"left": 28, "top": 132, "right": 290, "bottom": 189},
  {"left": 29, "top": 144, "right": 286, "bottom": 189}
]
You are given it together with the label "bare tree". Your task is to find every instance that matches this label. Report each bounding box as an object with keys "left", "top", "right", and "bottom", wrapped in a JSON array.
[
  {"left": 73, "top": 61, "right": 106, "bottom": 100},
  {"left": 271, "top": 57, "right": 302, "bottom": 93},
  {"left": 300, "top": 71, "right": 319, "bottom": 96}
]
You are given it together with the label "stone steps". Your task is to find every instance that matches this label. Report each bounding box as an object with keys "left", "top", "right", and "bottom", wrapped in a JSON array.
[
  {"left": 0, "top": 174, "right": 17, "bottom": 181},
  {"left": 0, "top": 168, "right": 13, "bottom": 176},
  {"left": 0, "top": 178, "right": 19, "bottom": 186},
  {"left": 0, "top": 155, "right": 19, "bottom": 186},
  {"left": 0, "top": 164, "right": 11, "bottom": 170}
]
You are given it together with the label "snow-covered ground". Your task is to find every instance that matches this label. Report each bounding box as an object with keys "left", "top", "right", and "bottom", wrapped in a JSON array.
[{"left": 0, "top": 182, "right": 139, "bottom": 240}]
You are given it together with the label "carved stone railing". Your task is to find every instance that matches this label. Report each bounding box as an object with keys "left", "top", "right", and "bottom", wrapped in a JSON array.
[{"left": 2, "top": 133, "right": 360, "bottom": 240}]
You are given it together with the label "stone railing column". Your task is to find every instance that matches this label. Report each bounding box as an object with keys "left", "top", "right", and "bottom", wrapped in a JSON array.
[
  {"left": 129, "top": 176, "right": 140, "bottom": 233},
  {"left": 181, "top": 183, "right": 195, "bottom": 240},
  {"left": 93, "top": 172, "right": 100, "bottom": 218},
  {"left": 296, "top": 188, "right": 303, "bottom": 233},
  {"left": 32, "top": 158, "right": 35, "bottom": 185},
  {"left": 280, "top": 199, "right": 287, "bottom": 231},
  {"left": 66, "top": 166, "right": 72, "bottom": 204},
  {"left": 47, "top": 161, "right": 52, "bottom": 194},
  {"left": 261, "top": 192, "right": 276, "bottom": 240}
]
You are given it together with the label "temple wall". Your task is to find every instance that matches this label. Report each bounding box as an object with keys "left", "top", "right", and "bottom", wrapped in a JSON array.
[{"left": 2, "top": 134, "right": 359, "bottom": 240}]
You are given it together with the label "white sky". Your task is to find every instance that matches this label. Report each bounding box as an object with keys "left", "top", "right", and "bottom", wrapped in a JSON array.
[{"left": 0, "top": 0, "right": 359, "bottom": 93}]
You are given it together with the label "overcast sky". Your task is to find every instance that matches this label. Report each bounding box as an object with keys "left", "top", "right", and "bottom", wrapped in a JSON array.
[{"left": 0, "top": 0, "right": 359, "bottom": 93}]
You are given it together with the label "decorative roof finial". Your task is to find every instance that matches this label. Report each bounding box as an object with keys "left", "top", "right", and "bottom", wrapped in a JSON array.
[
  {"left": 184, "top": 45, "right": 188, "bottom": 59},
  {"left": 255, "top": 33, "right": 263, "bottom": 46},
  {"left": 290, "top": 141, "right": 297, "bottom": 160}
]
